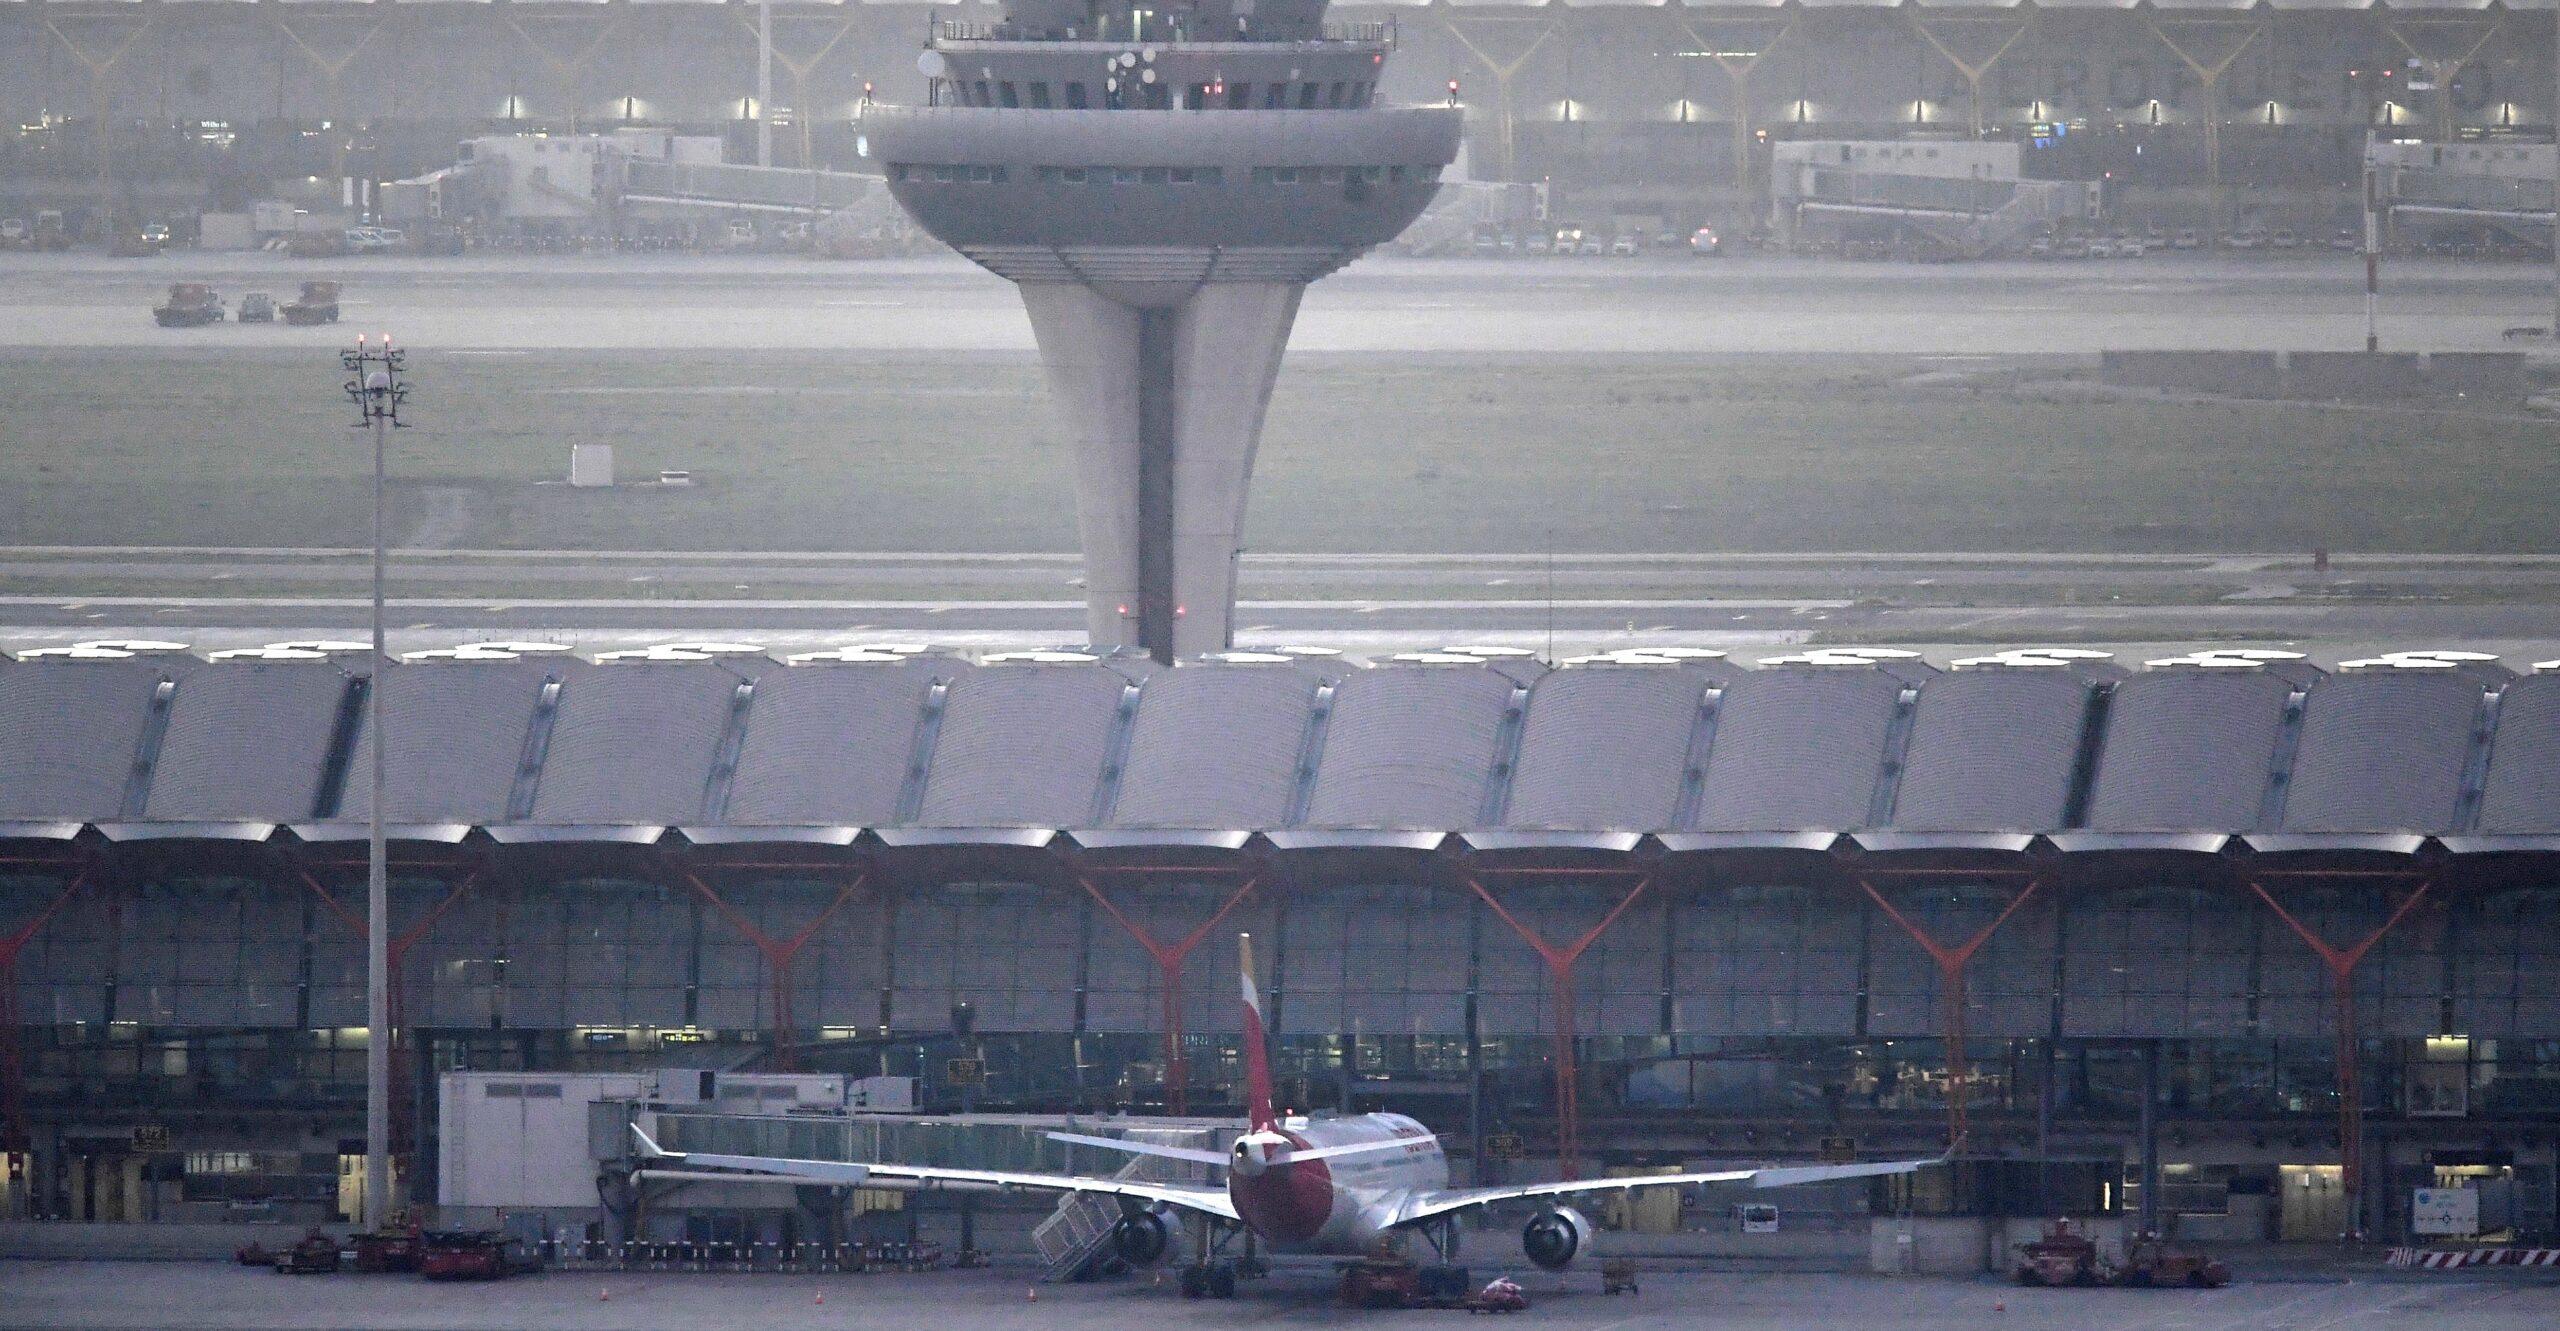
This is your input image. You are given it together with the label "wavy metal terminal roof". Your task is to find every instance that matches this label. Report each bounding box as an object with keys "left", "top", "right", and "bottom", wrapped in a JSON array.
[{"left": 0, "top": 644, "right": 2547, "bottom": 855}]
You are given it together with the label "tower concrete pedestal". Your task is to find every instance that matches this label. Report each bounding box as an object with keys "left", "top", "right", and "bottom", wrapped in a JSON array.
[{"left": 1023, "top": 281, "right": 1301, "bottom": 659}]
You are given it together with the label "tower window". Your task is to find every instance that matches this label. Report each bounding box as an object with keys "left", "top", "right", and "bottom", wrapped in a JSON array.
[
  {"left": 1029, "top": 82, "right": 1052, "bottom": 109},
  {"left": 1263, "top": 84, "right": 1285, "bottom": 110},
  {"left": 1066, "top": 82, "right": 1089, "bottom": 110},
  {"left": 1298, "top": 83, "right": 1320, "bottom": 109},
  {"left": 998, "top": 82, "right": 1020, "bottom": 109},
  {"left": 973, "top": 80, "right": 991, "bottom": 106}
]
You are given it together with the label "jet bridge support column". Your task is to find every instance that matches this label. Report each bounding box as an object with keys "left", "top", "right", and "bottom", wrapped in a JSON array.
[
  {"left": 671, "top": 862, "right": 868, "bottom": 1073},
  {"left": 1464, "top": 868, "right": 1654, "bottom": 1182},
  {"left": 2247, "top": 870, "right": 2435, "bottom": 1242},
  {"left": 1073, "top": 864, "right": 1263, "bottom": 1116},
  {"left": 1854, "top": 870, "right": 2043, "bottom": 1158}
]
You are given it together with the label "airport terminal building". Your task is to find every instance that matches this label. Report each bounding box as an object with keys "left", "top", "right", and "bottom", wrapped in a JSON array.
[
  {"left": 4, "top": 0, "right": 2558, "bottom": 234},
  {"left": 2, "top": 642, "right": 2557, "bottom": 1247}
]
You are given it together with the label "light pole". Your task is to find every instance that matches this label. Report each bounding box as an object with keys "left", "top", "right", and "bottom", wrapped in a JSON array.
[{"left": 341, "top": 336, "right": 409, "bottom": 1229}]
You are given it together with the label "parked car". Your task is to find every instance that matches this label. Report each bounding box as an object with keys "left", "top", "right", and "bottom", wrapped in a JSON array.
[
  {"left": 2227, "top": 228, "right": 2268, "bottom": 250},
  {"left": 2117, "top": 236, "right": 2148, "bottom": 258},
  {"left": 2058, "top": 235, "right": 2091, "bottom": 259},
  {"left": 1689, "top": 225, "right": 1721, "bottom": 256},
  {"left": 2026, "top": 235, "right": 2055, "bottom": 259},
  {"left": 2331, "top": 228, "right": 2361, "bottom": 252},
  {"left": 1551, "top": 223, "right": 1585, "bottom": 254},
  {"left": 0, "top": 217, "right": 25, "bottom": 247},
  {"left": 237, "top": 292, "right": 277, "bottom": 323},
  {"left": 2170, "top": 228, "right": 2203, "bottom": 250},
  {"left": 138, "top": 222, "right": 172, "bottom": 247},
  {"left": 2086, "top": 236, "right": 2118, "bottom": 259},
  {"left": 1607, "top": 233, "right": 1639, "bottom": 257},
  {"left": 2270, "top": 228, "right": 2300, "bottom": 251}
]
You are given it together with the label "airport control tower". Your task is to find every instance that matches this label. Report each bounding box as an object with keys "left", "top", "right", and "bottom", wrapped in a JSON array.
[{"left": 865, "top": 0, "right": 1460, "bottom": 662}]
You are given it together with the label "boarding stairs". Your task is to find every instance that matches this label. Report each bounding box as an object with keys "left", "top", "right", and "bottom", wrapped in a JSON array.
[{"left": 1030, "top": 1126, "right": 1216, "bottom": 1283}]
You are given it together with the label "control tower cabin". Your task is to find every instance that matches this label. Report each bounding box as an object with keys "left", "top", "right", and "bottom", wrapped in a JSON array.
[{"left": 866, "top": 0, "right": 1460, "bottom": 662}]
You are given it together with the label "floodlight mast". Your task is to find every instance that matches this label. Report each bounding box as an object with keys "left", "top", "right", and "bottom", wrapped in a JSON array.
[{"left": 340, "top": 336, "right": 409, "bottom": 1229}]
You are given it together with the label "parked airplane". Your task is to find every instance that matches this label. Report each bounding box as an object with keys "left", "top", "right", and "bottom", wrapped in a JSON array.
[{"left": 633, "top": 933, "right": 1937, "bottom": 1298}]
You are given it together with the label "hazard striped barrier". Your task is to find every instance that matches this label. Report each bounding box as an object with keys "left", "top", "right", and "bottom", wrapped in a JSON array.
[{"left": 2388, "top": 1247, "right": 2560, "bottom": 1269}]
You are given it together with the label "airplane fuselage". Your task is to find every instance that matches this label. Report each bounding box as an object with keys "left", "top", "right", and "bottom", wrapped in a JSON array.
[{"left": 1226, "top": 1112, "right": 1448, "bottom": 1256}]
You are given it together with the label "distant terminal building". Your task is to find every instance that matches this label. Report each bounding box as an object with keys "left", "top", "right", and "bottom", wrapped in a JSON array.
[
  {"left": 3, "top": 640, "right": 2558, "bottom": 1249},
  {"left": 2, "top": 2, "right": 2556, "bottom": 234}
]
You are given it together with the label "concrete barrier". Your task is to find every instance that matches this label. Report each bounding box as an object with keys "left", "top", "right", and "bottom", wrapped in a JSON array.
[
  {"left": 2099, "top": 350, "right": 2284, "bottom": 398},
  {"left": 2425, "top": 352, "right": 2527, "bottom": 401},
  {"left": 2287, "top": 351, "right": 2424, "bottom": 402}
]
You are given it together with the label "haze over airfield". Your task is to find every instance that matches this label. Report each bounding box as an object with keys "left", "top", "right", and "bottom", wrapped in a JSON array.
[
  {"left": 2, "top": 251, "right": 2553, "bottom": 354},
  {"left": 6, "top": 252, "right": 2557, "bottom": 653}
]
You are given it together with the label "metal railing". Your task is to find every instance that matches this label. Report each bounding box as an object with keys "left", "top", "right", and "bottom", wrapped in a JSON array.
[
  {"left": 621, "top": 159, "right": 875, "bottom": 214},
  {"left": 930, "top": 16, "right": 1391, "bottom": 47},
  {"left": 2385, "top": 169, "right": 2555, "bottom": 216}
]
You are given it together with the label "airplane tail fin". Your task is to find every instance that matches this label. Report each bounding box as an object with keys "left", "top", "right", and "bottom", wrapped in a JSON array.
[{"left": 1239, "top": 932, "right": 1277, "bottom": 1133}]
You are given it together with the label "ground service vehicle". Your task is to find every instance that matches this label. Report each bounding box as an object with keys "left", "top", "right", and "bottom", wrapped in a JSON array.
[
  {"left": 2116, "top": 1236, "right": 2230, "bottom": 1288},
  {"left": 153, "top": 283, "right": 224, "bottom": 327},
  {"left": 2014, "top": 1219, "right": 2101, "bottom": 1285},
  {"left": 283, "top": 280, "right": 341, "bottom": 325},
  {"left": 420, "top": 1231, "right": 512, "bottom": 1281},
  {"left": 237, "top": 293, "right": 277, "bottom": 323},
  {"left": 638, "top": 933, "right": 1932, "bottom": 1302},
  {"left": 272, "top": 1230, "right": 341, "bottom": 1275}
]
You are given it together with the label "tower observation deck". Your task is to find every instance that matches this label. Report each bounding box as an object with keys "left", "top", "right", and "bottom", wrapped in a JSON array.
[{"left": 864, "top": 0, "right": 1460, "bottom": 662}]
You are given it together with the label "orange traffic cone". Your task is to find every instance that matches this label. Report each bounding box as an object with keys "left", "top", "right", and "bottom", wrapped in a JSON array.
[
  {"left": 1026, "top": 1286, "right": 1038, "bottom": 1302},
  {"left": 598, "top": 1288, "right": 610, "bottom": 1302},
  {"left": 814, "top": 1293, "right": 825, "bottom": 1306}
]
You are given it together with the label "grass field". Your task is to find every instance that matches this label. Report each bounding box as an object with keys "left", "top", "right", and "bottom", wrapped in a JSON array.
[{"left": 4, "top": 347, "right": 2556, "bottom": 556}]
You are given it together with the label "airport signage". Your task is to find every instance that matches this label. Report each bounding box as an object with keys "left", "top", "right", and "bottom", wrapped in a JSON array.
[
  {"left": 1820, "top": 1135, "right": 1858, "bottom": 1164},
  {"left": 945, "top": 1057, "right": 984, "bottom": 1086}
]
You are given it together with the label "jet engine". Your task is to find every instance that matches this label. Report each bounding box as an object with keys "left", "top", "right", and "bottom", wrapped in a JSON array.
[
  {"left": 1521, "top": 1206, "right": 1594, "bottom": 1272},
  {"left": 1111, "top": 1206, "right": 1175, "bottom": 1267}
]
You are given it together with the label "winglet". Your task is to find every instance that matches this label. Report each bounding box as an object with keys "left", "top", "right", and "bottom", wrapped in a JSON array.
[
  {"left": 1239, "top": 932, "right": 1277, "bottom": 1133},
  {"left": 630, "top": 1122, "right": 676, "bottom": 1160}
]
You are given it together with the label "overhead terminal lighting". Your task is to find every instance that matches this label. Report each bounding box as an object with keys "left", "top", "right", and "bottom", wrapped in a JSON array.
[
  {"left": 205, "top": 646, "right": 331, "bottom": 661},
  {"left": 1440, "top": 645, "right": 1537, "bottom": 658},
  {"left": 593, "top": 648, "right": 712, "bottom": 663},
  {"left": 850, "top": 642, "right": 932, "bottom": 655},
  {"left": 1390, "top": 652, "right": 1489, "bottom": 665},
  {"left": 265, "top": 639, "right": 372, "bottom": 653},
  {"left": 1204, "top": 651, "right": 1297, "bottom": 664},
  {"left": 14, "top": 645, "right": 137, "bottom": 660},
  {"left": 1821, "top": 647, "right": 1923, "bottom": 660},
  {"left": 783, "top": 648, "right": 911, "bottom": 664},
  {"left": 1635, "top": 647, "right": 1728, "bottom": 660},
  {"left": 469, "top": 641, "right": 574, "bottom": 654},
  {"left": 2193, "top": 649, "right": 2306, "bottom": 662},
  {"left": 1274, "top": 645, "right": 1345, "bottom": 657},
  {"left": 661, "top": 641, "right": 768, "bottom": 656},
  {"left": 2339, "top": 655, "right": 2456, "bottom": 671}
]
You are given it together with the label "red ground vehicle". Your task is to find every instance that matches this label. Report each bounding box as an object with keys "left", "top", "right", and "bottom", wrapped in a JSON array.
[
  {"left": 351, "top": 1226, "right": 423, "bottom": 1273},
  {"left": 419, "top": 1231, "right": 509, "bottom": 1281},
  {"left": 2014, "top": 1219, "right": 2101, "bottom": 1286},
  {"left": 1465, "top": 1277, "right": 1529, "bottom": 1313}
]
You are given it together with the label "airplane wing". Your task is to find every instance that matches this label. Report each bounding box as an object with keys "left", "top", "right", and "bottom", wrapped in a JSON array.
[
  {"left": 1383, "top": 1157, "right": 1938, "bottom": 1229},
  {"left": 633, "top": 1124, "right": 1239, "bottom": 1222}
]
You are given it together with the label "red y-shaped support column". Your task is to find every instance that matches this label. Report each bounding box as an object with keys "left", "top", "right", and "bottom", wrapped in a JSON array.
[
  {"left": 1465, "top": 871, "right": 1654, "bottom": 1182},
  {"left": 2248, "top": 873, "right": 2432, "bottom": 1241},
  {"left": 1075, "top": 868, "right": 1262, "bottom": 1117},
  {"left": 1856, "top": 873, "right": 2041, "bottom": 1157},
  {"left": 0, "top": 871, "right": 87, "bottom": 1155},
  {"left": 673, "top": 867, "right": 866, "bottom": 1072},
  {"left": 296, "top": 866, "right": 480, "bottom": 1164}
]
